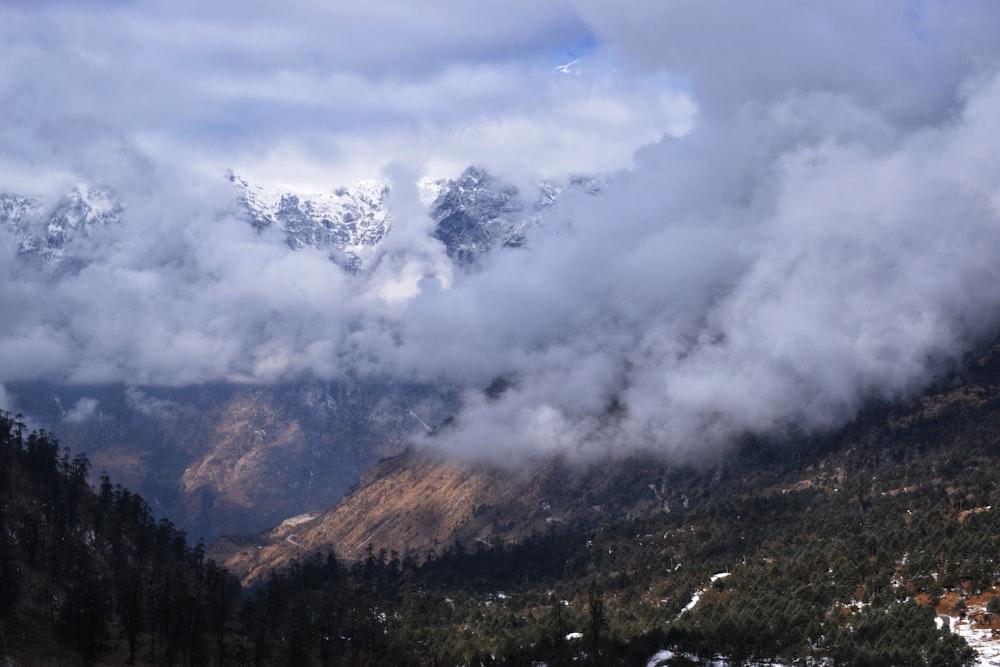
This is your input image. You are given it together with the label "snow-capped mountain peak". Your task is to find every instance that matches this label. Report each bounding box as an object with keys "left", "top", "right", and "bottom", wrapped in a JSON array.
[
  {"left": 1, "top": 185, "right": 123, "bottom": 268},
  {"left": 2, "top": 167, "right": 603, "bottom": 274},
  {"left": 231, "top": 172, "right": 391, "bottom": 272},
  {"left": 425, "top": 166, "right": 604, "bottom": 264},
  {"left": 231, "top": 166, "right": 574, "bottom": 270}
]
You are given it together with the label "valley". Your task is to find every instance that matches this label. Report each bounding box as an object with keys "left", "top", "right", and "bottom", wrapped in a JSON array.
[
  {"left": 6, "top": 171, "right": 1000, "bottom": 660},
  {"left": 4, "top": 5, "right": 1000, "bottom": 662}
]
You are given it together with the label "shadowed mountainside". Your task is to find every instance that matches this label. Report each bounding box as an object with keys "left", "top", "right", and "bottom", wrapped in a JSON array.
[{"left": 8, "top": 382, "right": 450, "bottom": 540}]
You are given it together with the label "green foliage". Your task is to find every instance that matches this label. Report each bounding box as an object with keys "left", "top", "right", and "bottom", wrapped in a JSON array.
[{"left": 823, "top": 602, "right": 974, "bottom": 667}]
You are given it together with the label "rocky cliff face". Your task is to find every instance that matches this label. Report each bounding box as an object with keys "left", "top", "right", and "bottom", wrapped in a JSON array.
[
  {"left": 428, "top": 166, "right": 532, "bottom": 264},
  {"left": 427, "top": 166, "right": 603, "bottom": 265}
]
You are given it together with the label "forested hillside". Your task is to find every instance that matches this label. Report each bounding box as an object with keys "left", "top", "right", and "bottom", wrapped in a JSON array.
[
  {"left": 227, "top": 384, "right": 1000, "bottom": 666},
  {"left": 0, "top": 411, "right": 239, "bottom": 665},
  {"left": 6, "top": 340, "right": 1000, "bottom": 664},
  {"left": 215, "top": 343, "right": 1000, "bottom": 665}
]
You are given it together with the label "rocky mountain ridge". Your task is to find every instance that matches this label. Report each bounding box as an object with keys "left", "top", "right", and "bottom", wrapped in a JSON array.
[
  {"left": 1, "top": 167, "right": 600, "bottom": 273},
  {"left": 231, "top": 172, "right": 392, "bottom": 272}
]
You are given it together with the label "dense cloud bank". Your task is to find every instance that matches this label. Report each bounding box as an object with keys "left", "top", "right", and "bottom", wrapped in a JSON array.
[{"left": 3, "top": 1, "right": 1000, "bottom": 462}]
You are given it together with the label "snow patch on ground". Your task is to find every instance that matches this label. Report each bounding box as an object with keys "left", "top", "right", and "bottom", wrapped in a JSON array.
[
  {"left": 277, "top": 512, "right": 319, "bottom": 528},
  {"left": 645, "top": 649, "right": 675, "bottom": 667},
  {"left": 646, "top": 649, "right": 799, "bottom": 667},
  {"left": 951, "top": 616, "right": 1000, "bottom": 666},
  {"left": 678, "top": 572, "right": 731, "bottom": 618}
]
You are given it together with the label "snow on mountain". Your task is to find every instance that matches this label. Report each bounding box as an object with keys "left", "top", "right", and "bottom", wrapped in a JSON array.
[
  {"left": 233, "top": 166, "right": 602, "bottom": 270},
  {"left": 427, "top": 166, "right": 530, "bottom": 264},
  {"left": 231, "top": 172, "right": 391, "bottom": 272},
  {"left": 0, "top": 185, "right": 123, "bottom": 269},
  {"left": 2, "top": 168, "right": 602, "bottom": 273},
  {"left": 427, "top": 166, "right": 604, "bottom": 265}
]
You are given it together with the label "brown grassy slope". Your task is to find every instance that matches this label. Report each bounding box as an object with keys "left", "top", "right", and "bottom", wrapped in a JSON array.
[{"left": 211, "top": 447, "right": 682, "bottom": 585}]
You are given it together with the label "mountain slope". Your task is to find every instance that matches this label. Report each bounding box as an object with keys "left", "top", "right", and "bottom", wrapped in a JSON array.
[
  {"left": 0, "top": 412, "right": 242, "bottom": 665},
  {"left": 9, "top": 369, "right": 1000, "bottom": 666},
  {"left": 8, "top": 381, "right": 449, "bottom": 540},
  {"left": 215, "top": 342, "right": 1000, "bottom": 585},
  {"left": 204, "top": 343, "right": 1000, "bottom": 665},
  {"left": 210, "top": 449, "right": 671, "bottom": 583}
]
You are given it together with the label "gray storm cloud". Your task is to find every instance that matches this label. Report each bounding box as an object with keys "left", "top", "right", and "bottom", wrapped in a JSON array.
[{"left": 3, "top": 1, "right": 1000, "bottom": 463}]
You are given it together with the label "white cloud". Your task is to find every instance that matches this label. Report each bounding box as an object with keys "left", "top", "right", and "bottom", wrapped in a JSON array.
[
  {"left": 63, "top": 397, "right": 99, "bottom": 424},
  {"left": 573, "top": 0, "right": 1000, "bottom": 123},
  {"left": 0, "top": 1, "right": 681, "bottom": 189},
  {"left": 3, "top": 1, "right": 1000, "bottom": 464}
]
